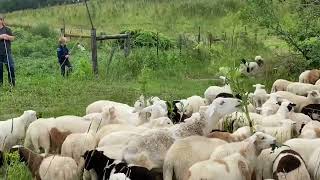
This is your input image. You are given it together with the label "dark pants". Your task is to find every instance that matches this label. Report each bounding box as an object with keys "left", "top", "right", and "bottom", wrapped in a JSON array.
[
  {"left": 0, "top": 54, "right": 15, "bottom": 86},
  {"left": 59, "top": 59, "right": 72, "bottom": 77}
]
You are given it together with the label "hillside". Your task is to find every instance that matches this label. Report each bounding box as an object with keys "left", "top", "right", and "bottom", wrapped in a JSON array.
[{"left": 6, "top": 0, "right": 247, "bottom": 36}]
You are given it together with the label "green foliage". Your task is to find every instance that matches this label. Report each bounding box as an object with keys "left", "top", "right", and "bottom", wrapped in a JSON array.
[
  {"left": 137, "top": 66, "right": 153, "bottom": 95},
  {"left": 120, "top": 29, "right": 174, "bottom": 50},
  {"left": 30, "top": 23, "right": 57, "bottom": 38},
  {"left": 241, "top": 0, "right": 320, "bottom": 68},
  {"left": 3, "top": 152, "right": 32, "bottom": 180},
  {"left": 72, "top": 55, "right": 93, "bottom": 80}
]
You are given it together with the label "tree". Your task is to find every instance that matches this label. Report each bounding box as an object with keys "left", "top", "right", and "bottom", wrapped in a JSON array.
[{"left": 241, "top": 0, "right": 320, "bottom": 67}]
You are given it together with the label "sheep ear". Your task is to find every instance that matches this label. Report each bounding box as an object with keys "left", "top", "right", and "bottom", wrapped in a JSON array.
[{"left": 207, "top": 104, "right": 217, "bottom": 118}]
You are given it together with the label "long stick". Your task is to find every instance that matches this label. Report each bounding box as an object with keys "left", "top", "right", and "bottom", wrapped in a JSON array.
[{"left": 83, "top": 0, "right": 94, "bottom": 29}]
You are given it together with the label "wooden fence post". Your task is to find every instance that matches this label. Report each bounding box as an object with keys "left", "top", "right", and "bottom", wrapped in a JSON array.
[
  {"left": 156, "top": 32, "right": 159, "bottom": 57},
  {"left": 124, "top": 33, "right": 130, "bottom": 57},
  {"left": 91, "top": 28, "right": 98, "bottom": 76},
  {"left": 60, "top": 28, "right": 65, "bottom": 37}
]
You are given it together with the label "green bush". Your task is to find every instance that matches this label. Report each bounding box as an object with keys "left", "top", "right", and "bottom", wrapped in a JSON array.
[
  {"left": 119, "top": 29, "right": 175, "bottom": 50},
  {"left": 72, "top": 56, "right": 93, "bottom": 80},
  {"left": 30, "top": 23, "right": 57, "bottom": 38}
]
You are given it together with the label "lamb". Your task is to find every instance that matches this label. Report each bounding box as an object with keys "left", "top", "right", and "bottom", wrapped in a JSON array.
[
  {"left": 61, "top": 113, "right": 107, "bottom": 174},
  {"left": 259, "top": 93, "right": 282, "bottom": 116},
  {"left": 272, "top": 149, "right": 311, "bottom": 180},
  {"left": 10, "top": 145, "right": 78, "bottom": 180},
  {"left": 299, "top": 70, "right": 311, "bottom": 83},
  {"left": 86, "top": 100, "right": 134, "bottom": 114},
  {"left": 204, "top": 76, "right": 232, "bottom": 104},
  {"left": 163, "top": 136, "right": 227, "bottom": 180},
  {"left": 252, "top": 84, "right": 269, "bottom": 108},
  {"left": 10, "top": 145, "right": 44, "bottom": 179},
  {"left": 275, "top": 90, "right": 320, "bottom": 112},
  {"left": 39, "top": 155, "right": 79, "bottom": 180},
  {"left": 0, "top": 110, "right": 37, "bottom": 151},
  {"left": 286, "top": 82, "right": 319, "bottom": 96},
  {"left": 175, "top": 96, "right": 206, "bottom": 117},
  {"left": 95, "top": 117, "right": 173, "bottom": 142},
  {"left": 188, "top": 132, "right": 276, "bottom": 180},
  {"left": 207, "top": 126, "right": 252, "bottom": 142},
  {"left": 301, "top": 104, "right": 320, "bottom": 121},
  {"left": 255, "top": 119, "right": 296, "bottom": 143},
  {"left": 123, "top": 97, "right": 241, "bottom": 169},
  {"left": 82, "top": 150, "right": 156, "bottom": 180},
  {"left": 24, "top": 114, "right": 109, "bottom": 154},
  {"left": 299, "top": 120, "right": 320, "bottom": 138},
  {"left": 271, "top": 79, "right": 293, "bottom": 92},
  {"left": 299, "top": 69, "right": 320, "bottom": 84},
  {"left": 48, "top": 127, "right": 71, "bottom": 154}
]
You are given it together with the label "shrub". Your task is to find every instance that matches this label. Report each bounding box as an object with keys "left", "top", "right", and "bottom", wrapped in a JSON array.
[
  {"left": 30, "top": 23, "right": 56, "bottom": 38},
  {"left": 3, "top": 152, "right": 32, "bottom": 180}
]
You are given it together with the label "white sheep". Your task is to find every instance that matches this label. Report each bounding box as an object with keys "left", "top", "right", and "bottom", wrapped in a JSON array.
[
  {"left": 175, "top": 96, "right": 207, "bottom": 117},
  {"left": 275, "top": 90, "right": 320, "bottom": 112},
  {"left": 259, "top": 93, "right": 282, "bottom": 116},
  {"left": 188, "top": 132, "right": 276, "bottom": 180},
  {"left": 307, "top": 147, "right": 320, "bottom": 180},
  {"left": 123, "top": 97, "right": 242, "bottom": 169},
  {"left": 271, "top": 79, "right": 293, "bottom": 93},
  {"left": 255, "top": 119, "right": 296, "bottom": 144},
  {"left": 299, "top": 69, "right": 320, "bottom": 84},
  {"left": 39, "top": 155, "right": 79, "bottom": 180},
  {"left": 204, "top": 76, "right": 232, "bottom": 104},
  {"left": 252, "top": 84, "right": 269, "bottom": 108},
  {"left": 239, "top": 56, "right": 264, "bottom": 76},
  {"left": 86, "top": 100, "right": 134, "bottom": 114},
  {"left": 95, "top": 117, "right": 173, "bottom": 142},
  {"left": 163, "top": 136, "right": 227, "bottom": 180},
  {"left": 287, "top": 82, "right": 319, "bottom": 96},
  {"left": 316, "top": 79, "right": 320, "bottom": 85},
  {"left": 109, "top": 173, "right": 131, "bottom": 180},
  {"left": 272, "top": 149, "right": 311, "bottom": 180},
  {"left": 24, "top": 114, "right": 110, "bottom": 154},
  {"left": 299, "top": 70, "right": 311, "bottom": 83},
  {"left": 299, "top": 120, "right": 320, "bottom": 138},
  {"left": 0, "top": 110, "right": 37, "bottom": 151}
]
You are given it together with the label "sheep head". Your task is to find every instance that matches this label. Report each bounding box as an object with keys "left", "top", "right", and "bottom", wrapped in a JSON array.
[
  {"left": 206, "top": 98, "right": 242, "bottom": 121},
  {"left": 23, "top": 110, "right": 37, "bottom": 124},
  {"left": 249, "top": 132, "right": 276, "bottom": 154},
  {"left": 82, "top": 150, "right": 105, "bottom": 170}
]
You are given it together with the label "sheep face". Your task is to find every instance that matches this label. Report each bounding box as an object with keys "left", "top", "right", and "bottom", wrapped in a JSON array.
[
  {"left": 252, "top": 132, "right": 276, "bottom": 151},
  {"left": 207, "top": 98, "right": 242, "bottom": 119},
  {"left": 23, "top": 110, "right": 37, "bottom": 123},
  {"left": 151, "top": 117, "right": 173, "bottom": 127}
]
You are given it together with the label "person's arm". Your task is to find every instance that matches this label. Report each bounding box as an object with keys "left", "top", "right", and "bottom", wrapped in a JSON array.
[
  {"left": 4, "top": 28, "right": 15, "bottom": 41},
  {"left": 57, "top": 48, "right": 64, "bottom": 61}
]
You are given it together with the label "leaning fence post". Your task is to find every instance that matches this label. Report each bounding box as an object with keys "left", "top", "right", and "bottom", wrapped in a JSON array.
[
  {"left": 91, "top": 28, "right": 98, "bottom": 76},
  {"left": 156, "top": 32, "right": 159, "bottom": 57}
]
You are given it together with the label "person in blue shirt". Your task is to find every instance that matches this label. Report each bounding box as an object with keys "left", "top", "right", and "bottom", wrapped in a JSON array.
[{"left": 57, "top": 37, "right": 72, "bottom": 77}]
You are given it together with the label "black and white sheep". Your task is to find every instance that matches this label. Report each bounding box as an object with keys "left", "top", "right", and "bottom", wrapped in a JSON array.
[{"left": 82, "top": 150, "right": 158, "bottom": 180}]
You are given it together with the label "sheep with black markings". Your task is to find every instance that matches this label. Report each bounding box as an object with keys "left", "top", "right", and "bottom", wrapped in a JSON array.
[
  {"left": 188, "top": 132, "right": 276, "bottom": 180},
  {"left": 301, "top": 104, "right": 320, "bottom": 121},
  {"left": 82, "top": 150, "right": 157, "bottom": 180},
  {"left": 0, "top": 110, "right": 37, "bottom": 151}
]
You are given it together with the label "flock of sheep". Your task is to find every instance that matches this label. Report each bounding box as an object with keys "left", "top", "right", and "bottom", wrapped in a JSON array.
[{"left": 1, "top": 57, "right": 320, "bottom": 180}]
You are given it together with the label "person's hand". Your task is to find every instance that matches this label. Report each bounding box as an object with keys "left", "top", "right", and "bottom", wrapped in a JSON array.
[
  {"left": 0, "top": 34, "right": 5, "bottom": 39},
  {"left": 65, "top": 55, "right": 69, "bottom": 58}
]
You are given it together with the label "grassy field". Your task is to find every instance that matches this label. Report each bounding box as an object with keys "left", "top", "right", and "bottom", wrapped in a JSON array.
[{"left": 0, "top": 0, "right": 311, "bottom": 179}]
